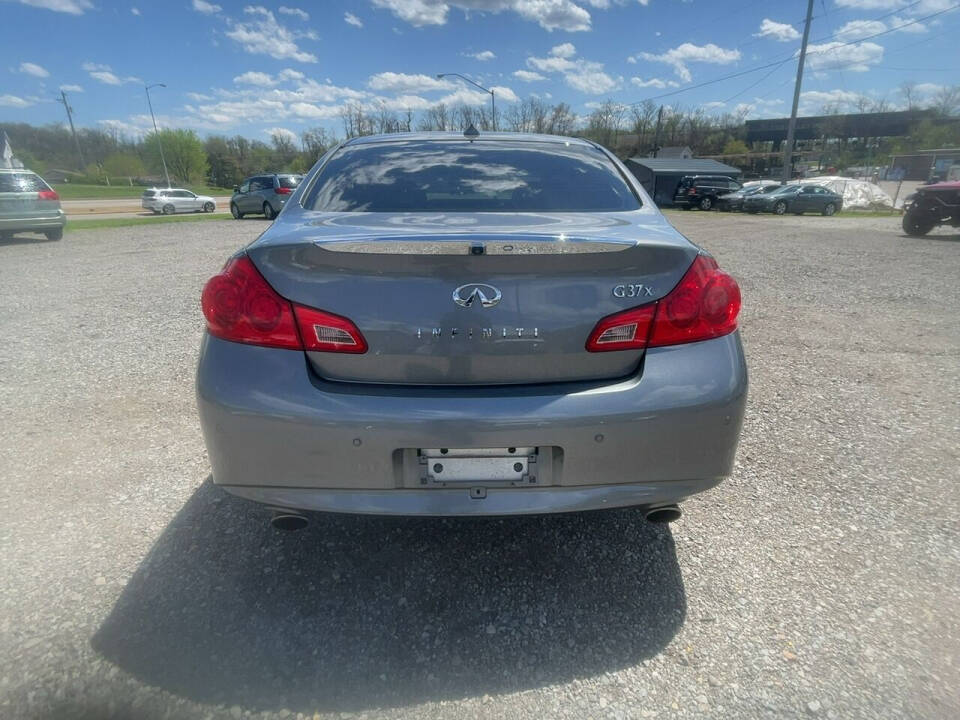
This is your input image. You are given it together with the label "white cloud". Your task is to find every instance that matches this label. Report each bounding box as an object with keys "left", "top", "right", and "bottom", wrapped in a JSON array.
[
  {"left": 371, "top": 0, "right": 592, "bottom": 32},
  {"left": 14, "top": 0, "right": 92, "bottom": 14},
  {"left": 513, "top": 69, "right": 546, "bottom": 82},
  {"left": 834, "top": 19, "right": 887, "bottom": 39},
  {"left": 191, "top": 0, "right": 221, "bottom": 14},
  {"left": 630, "top": 76, "right": 679, "bottom": 89},
  {"left": 59, "top": 84, "right": 83, "bottom": 92},
  {"left": 82, "top": 62, "right": 141, "bottom": 85},
  {"left": 278, "top": 5, "right": 309, "bottom": 19},
  {"left": 754, "top": 18, "right": 801, "bottom": 42},
  {"left": 225, "top": 6, "right": 317, "bottom": 63},
  {"left": 733, "top": 97, "right": 785, "bottom": 118},
  {"left": 279, "top": 68, "right": 305, "bottom": 81},
  {"left": 266, "top": 126, "right": 299, "bottom": 142},
  {"left": 467, "top": 50, "right": 496, "bottom": 61},
  {"left": 702, "top": 101, "right": 726, "bottom": 109},
  {"left": 527, "top": 44, "right": 620, "bottom": 94},
  {"left": 131, "top": 7, "right": 140, "bottom": 15},
  {"left": 805, "top": 41, "right": 884, "bottom": 72},
  {"left": 799, "top": 88, "right": 863, "bottom": 112},
  {"left": 0, "top": 94, "right": 34, "bottom": 108},
  {"left": 368, "top": 71, "right": 455, "bottom": 93},
  {"left": 344, "top": 11, "right": 364, "bottom": 26},
  {"left": 234, "top": 71, "right": 277, "bottom": 87},
  {"left": 833, "top": 0, "right": 900, "bottom": 8},
  {"left": 19, "top": 62, "right": 49, "bottom": 78},
  {"left": 890, "top": 14, "right": 928, "bottom": 33},
  {"left": 186, "top": 91, "right": 212, "bottom": 101},
  {"left": 639, "top": 43, "right": 741, "bottom": 83}
]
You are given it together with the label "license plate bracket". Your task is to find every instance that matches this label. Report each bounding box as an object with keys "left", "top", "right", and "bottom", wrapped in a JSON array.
[{"left": 419, "top": 447, "right": 537, "bottom": 486}]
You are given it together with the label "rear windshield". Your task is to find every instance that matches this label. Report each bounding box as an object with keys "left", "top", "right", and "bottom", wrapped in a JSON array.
[
  {"left": 142, "top": 190, "right": 157, "bottom": 198},
  {"left": 307, "top": 140, "right": 641, "bottom": 212},
  {"left": 0, "top": 173, "right": 50, "bottom": 193},
  {"left": 278, "top": 175, "right": 302, "bottom": 189}
]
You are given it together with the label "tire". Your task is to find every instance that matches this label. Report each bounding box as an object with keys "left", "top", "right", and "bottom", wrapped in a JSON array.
[
  {"left": 203, "top": 202, "right": 215, "bottom": 213},
  {"left": 45, "top": 227, "right": 63, "bottom": 241},
  {"left": 822, "top": 203, "right": 836, "bottom": 216},
  {"left": 902, "top": 213, "right": 934, "bottom": 237},
  {"left": 263, "top": 202, "right": 276, "bottom": 220},
  {"left": 773, "top": 201, "right": 787, "bottom": 215},
  {"left": 699, "top": 196, "right": 713, "bottom": 211},
  {"left": 162, "top": 204, "right": 175, "bottom": 215},
  {"left": 230, "top": 203, "right": 243, "bottom": 219}
]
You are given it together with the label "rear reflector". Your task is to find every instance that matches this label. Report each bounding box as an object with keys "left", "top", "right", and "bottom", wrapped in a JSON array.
[
  {"left": 586, "top": 255, "right": 741, "bottom": 352},
  {"left": 201, "top": 255, "right": 366, "bottom": 353},
  {"left": 37, "top": 190, "right": 59, "bottom": 201}
]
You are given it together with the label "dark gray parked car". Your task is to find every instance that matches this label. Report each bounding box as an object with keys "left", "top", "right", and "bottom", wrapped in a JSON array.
[
  {"left": 230, "top": 173, "right": 302, "bottom": 220},
  {"left": 743, "top": 184, "right": 843, "bottom": 215},
  {"left": 197, "top": 133, "right": 747, "bottom": 523}
]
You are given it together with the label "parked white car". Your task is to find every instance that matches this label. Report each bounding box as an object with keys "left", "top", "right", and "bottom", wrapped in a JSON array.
[{"left": 141, "top": 188, "right": 216, "bottom": 215}]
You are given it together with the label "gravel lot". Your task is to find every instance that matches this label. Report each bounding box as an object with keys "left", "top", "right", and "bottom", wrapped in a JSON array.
[{"left": 1, "top": 213, "right": 958, "bottom": 719}]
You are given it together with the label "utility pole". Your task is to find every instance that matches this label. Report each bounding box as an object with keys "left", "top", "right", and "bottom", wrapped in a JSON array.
[
  {"left": 145, "top": 83, "right": 171, "bottom": 188},
  {"left": 782, "top": 0, "right": 815, "bottom": 184},
  {"left": 56, "top": 90, "right": 85, "bottom": 170},
  {"left": 651, "top": 105, "right": 664, "bottom": 157}
]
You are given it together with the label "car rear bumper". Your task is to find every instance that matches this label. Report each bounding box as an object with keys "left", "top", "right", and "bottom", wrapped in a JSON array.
[
  {"left": 0, "top": 211, "right": 66, "bottom": 231},
  {"left": 196, "top": 332, "right": 748, "bottom": 516}
]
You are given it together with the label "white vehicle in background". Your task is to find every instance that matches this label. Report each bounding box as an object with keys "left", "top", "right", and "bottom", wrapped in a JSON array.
[{"left": 141, "top": 188, "right": 217, "bottom": 215}]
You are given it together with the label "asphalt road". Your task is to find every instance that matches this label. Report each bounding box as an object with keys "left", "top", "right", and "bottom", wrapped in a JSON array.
[
  {"left": 0, "top": 214, "right": 958, "bottom": 719},
  {"left": 62, "top": 196, "right": 233, "bottom": 219}
]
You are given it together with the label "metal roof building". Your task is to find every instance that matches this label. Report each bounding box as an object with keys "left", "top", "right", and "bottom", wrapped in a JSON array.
[{"left": 624, "top": 157, "right": 742, "bottom": 207}]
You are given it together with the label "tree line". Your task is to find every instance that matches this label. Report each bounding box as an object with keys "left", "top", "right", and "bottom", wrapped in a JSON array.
[{"left": 3, "top": 84, "right": 957, "bottom": 187}]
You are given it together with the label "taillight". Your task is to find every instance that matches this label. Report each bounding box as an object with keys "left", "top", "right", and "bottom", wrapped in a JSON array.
[
  {"left": 586, "top": 255, "right": 740, "bottom": 352},
  {"left": 200, "top": 255, "right": 367, "bottom": 353},
  {"left": 585, "top": 305, "right": 657, "bottom": 352},
  {"left": 687, "top": 188, "right": 698, "bottom": 195},
  {"left": 275, "top": 186, "right": 292, "bottom": 195},
  {"left": 38, "top": 190, "right": 59, "bottom": 201},
  {"left": 294, "top": 306, "right": 367, "bottom": 353}
]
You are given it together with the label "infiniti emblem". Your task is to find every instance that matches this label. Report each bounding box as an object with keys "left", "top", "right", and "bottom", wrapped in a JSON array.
[{"left": 453, "top": 283, "right": 501, "bottom": 308}]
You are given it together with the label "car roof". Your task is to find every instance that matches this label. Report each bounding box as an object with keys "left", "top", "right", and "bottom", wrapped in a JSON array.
[
  {"left": 0, "top": 168, "right": 39, "bottom": 174},
  {"left": 342, "top": 131, "right": 597, "bottom": 148}
]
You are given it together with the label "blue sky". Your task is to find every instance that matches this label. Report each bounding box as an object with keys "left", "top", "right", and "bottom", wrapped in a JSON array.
[{"left": 2, "top": 0, "right": 958, "bottom": 141}]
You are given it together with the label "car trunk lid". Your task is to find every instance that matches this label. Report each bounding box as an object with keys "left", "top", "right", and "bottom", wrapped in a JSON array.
[{"left": 249, "top": 212, "right": 697, "bottom": 385}]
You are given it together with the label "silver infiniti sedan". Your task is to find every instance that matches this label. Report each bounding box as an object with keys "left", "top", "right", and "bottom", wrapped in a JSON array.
[{"left": 196, "top": 132, "right": 747, "bottom": 523}]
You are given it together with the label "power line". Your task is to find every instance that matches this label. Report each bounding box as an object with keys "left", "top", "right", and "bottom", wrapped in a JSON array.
[{"left": 628, "top": 2, "right": 960, "bottom": 106}]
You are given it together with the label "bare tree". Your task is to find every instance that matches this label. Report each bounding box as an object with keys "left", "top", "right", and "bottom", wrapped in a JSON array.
[
  {"left": 932, "top": 85, "right": 960, "bottom": 116},
  {"left": 899, "top": 81, "right": 919, "bottom": 110}
]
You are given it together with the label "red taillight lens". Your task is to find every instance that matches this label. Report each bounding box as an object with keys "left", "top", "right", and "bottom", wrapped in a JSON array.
[
  {"left": 586, "top": 255, "right": 741, "bottom": 352},
  {"left": 38, "top": 190, "right": 59, "bottom": 201},
  {"left": 294, "top": 305, "right": 367, "bottom": 354},
  {"left": 585, "top": 305, "right": 657, "bottom": 352},
  {"left": 687, "top": 188, "right": 697, "bottom": 195},
  {"left": 201, "top": 256, "right": 301, "bottom": 349},
  {"left": 274, "top": 186, "right": 292, "bottom": 195},
  {"left": 648, "top": 255, "right": 740, "bottom": 347},
  {"left": 201, "top": 255, "right": 367, "bottom": 353}
]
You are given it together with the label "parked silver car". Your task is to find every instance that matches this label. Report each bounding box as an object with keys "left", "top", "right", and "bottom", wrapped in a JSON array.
[
  {"left": 197, "top": 133, "right": 747, "bottom": 523},
  {"left": 141, "top": 188, "right": 217, "bottom": 215},
  {"left": 0, "top": 169, "right": 66, "bottom": 240},
  {"left": 229, "top": 173, "right": 302, "bottom": 220}
]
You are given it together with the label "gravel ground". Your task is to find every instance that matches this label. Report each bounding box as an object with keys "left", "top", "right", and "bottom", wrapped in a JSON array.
[{"left": 0, "top": 213, "right": 958, "bottom": 720}]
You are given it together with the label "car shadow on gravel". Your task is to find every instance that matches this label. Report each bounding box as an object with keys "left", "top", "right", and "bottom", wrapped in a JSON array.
[
  {"left": 0, "top": 233, "right": 60, "bottom": 247},
  {"left": 93, "top": 478, "right": 685, "bottom": 714}
]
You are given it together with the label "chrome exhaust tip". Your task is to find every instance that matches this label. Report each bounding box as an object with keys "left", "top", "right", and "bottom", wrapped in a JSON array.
[
  {"left": 644, "top": 504, "right": 682, "bottom": 524},
  {"left": 270, "top": 512, "right": 309, "bottom": 531}
]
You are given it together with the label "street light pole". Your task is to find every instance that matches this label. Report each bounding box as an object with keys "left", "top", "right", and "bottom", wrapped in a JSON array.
[
  {"left": 436, "top": 73, "right": 496, "bottom": 130},
  {"left": 145, "top": 83, "right": 171, "bottom": 188}
]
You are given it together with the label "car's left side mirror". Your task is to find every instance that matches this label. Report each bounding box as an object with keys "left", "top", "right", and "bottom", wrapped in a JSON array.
[{"left": 233, "top": 186, "right": 239, "bottom": 192}]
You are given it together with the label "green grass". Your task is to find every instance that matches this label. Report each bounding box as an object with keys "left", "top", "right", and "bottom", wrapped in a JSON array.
[
  {"left": 54, "top": 183, "right": 233, "bottom": 200},
  {"left": 66, "top": 212, "right": 233, "bottom": 231}
]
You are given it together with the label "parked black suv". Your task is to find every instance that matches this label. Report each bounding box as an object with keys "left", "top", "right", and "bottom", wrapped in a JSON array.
[{"left": 673, "top": 175, "right": 741, "bottom": 210}]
